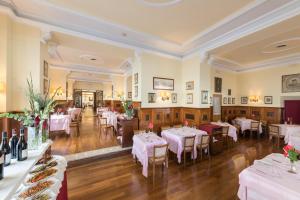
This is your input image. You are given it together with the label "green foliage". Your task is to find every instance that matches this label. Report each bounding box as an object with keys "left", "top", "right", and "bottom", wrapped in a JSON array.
[
  {"left": 288, "top": 150, "right": 299, "bottom": 163},
  {"left": 0, "top": 74, "right": 60, "bottom": 127}
]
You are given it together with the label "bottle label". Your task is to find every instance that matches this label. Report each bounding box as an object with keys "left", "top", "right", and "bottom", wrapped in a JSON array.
[
  {"left": 0, "top": 156, "right": 3, "bottom": 164},
  {"left": 22, "top": 150, "right": 28, "bottom": 158},
  {"left": 5, "top": 153, "right": 11, "bottom": 164}
]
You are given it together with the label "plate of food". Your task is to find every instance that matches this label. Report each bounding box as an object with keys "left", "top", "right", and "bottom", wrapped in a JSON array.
[
  {"left": 26, "top": 168, "right": 58, "bottom": 185},
  {"left": 18, "top": 180, "right": 54, "bottom": 200},
  {"left": 30, "top": 160, "right": 58, "bottom": 174}
]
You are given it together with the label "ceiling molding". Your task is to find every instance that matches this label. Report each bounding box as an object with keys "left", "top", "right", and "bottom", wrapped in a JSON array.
[
  {"left": 49, "top": 63, "right": 124, "bottom": 76},
  {"left": 68, "top": 77, "right": 112, "bottom": 84}
]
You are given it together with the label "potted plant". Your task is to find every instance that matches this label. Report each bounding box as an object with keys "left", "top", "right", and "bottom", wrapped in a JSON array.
[
  {"left": 0, "top": 75, "right": 59, "bottom": 149},
  {"left": 121, "top": 98, "right": 134, "bottom": 120},
  {"left": 283, "top": 145, "right": 299, "bottom": 174}
]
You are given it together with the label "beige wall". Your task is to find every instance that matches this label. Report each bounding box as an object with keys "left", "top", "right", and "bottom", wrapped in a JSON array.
[
  {"left": 140, "top": 52, "right": 182, "bottom": 108},
  {"left": 237, "top": 64, "right": 300, "bottom": 107},
  {"left": 49, "top": 68, "right": 69, "bottom": 100},
  {"left": 0, "top": 13, "right": 42, "bottom": 111}
]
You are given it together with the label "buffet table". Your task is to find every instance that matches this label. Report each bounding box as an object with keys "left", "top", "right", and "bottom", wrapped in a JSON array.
[
  {"left": 161, "top": 127, "right": 207, "bottom": 163},
  {"left": 132, "top": 132, "right": 167, "bottom": 177},
  {"left": 238, "top": 153, "right": 300, "bottom": 200}
]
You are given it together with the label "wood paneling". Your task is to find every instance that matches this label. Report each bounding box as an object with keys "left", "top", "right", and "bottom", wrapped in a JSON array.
[
  {"left": 222, "top": 106, "right": 282, "bottom": 124},
  {"left": 103, "top": 100, "right": 124, "bottom": 113}
]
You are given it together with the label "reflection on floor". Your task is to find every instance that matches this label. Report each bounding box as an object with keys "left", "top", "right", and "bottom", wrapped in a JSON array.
[
  {"left": 51, "top": 107, "right": 119, "bottom": 156},
  {"left": 67, "top": 137, "right": 281, "bottom": 200}
]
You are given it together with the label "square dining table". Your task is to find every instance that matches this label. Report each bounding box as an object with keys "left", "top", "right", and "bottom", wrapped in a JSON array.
[{"left": 273, "top": 124, "right": 300, "bottom": 150}]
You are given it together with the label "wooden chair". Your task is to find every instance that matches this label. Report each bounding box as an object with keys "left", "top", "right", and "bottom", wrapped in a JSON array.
[
  {"left": 173, "top": 124, "right": 182, "bottom": 128},
  {"left": 250, "top": 121, "right": 260, "bottom": 138},
  {"left": 269, "top": 125, "right": 283, "bottom": 149},
  {"left": 197, "top": 135, "right": 210, "bottom": 161},
  {"left": 99, "top": 117, "right": 114, "bottom": 135},
  {"left": 133, "top": 129, "right": 146, "bottom": 135},
  {"left": 221, "top": 126, "right": 230, "bottom": 148},
  {"left": 232, "top": 154, "right": 249, "bottom": 174},
  {"left": 70, "top": 113, "right": 81, "bottom": 137},
  {"left": 245, "top": 147, "right": 257, "bottom": 165},
  {"left": 149, "top": 144, "right": 168, "bottom": 184},
  {"left": 260, "top": 120, "right": 268, "bottom": 135},
  {"left": 183, "top": 136, "right": 196, "bottom": 167},
  {"left": 161, "top": 126, "right": 171, "bottom": 131}
]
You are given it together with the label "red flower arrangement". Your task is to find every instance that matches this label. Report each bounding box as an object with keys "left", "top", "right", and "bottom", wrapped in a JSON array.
[
  {"left": 148, "top": 122, "right": 154, "bottom": 129},
  {"left": 184, "top": 120, "right": 188, "bottom": 126}
]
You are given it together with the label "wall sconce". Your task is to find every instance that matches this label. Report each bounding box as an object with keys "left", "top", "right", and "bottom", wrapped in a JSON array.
[
  {"left": 0, "top": 82, "right": 5, "bottom": 93},
  {"left": 160, "top": 91, "right": 170, "bottom": 101},
  {"left": 55, "top": 88, "right": 64, "bottom": 96},
  {"left": 249, "top": 95, "right": 260, "bottom": 103}
]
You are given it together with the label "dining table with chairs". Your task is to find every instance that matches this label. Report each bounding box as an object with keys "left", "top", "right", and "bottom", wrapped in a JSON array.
[
  {"left": 211, "top": 121, "right": 238, "bottom": 142},
  {"left": 50, "top": 114, "right": 71, "bottom": 134},
  {"left": 234, "top": 117, "right": 262, "bottom": 135},
  {"left": 101, "top": 111, "right": 119, "bottom": 131},
  {"left": 270, "top": 124, "right": 300, "bottom": 150}
]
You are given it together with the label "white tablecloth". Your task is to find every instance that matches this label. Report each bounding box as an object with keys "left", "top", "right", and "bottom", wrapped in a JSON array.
[
  {"left": 211, "top": 122, "right": 237, "bottom": 141},
  {"left": 97, "top": 107, "right": 109, "bottom": 114},
  {"left": 67, "top": 108, "right": 81, "bottom": 120},
  {"left": 50, "top": 114, "right": 71, "bottom": 134},
  {"left": 102, "top": 111, "right": 119, "bottom": 130},
  {"left": 238, "top": 153, "right": 300, "bottom": 200},
  {"left": 132, "top": 133, "right": 167, "bottom": 177},
  {"left": 161, "top": 127, "right": 207, "bottom": 163},
  {"left": 274, "top": 124, "right": 300, "bottom": 150},
  {"left": 234, "top": 118, "right": 262, "bottom": 134}
]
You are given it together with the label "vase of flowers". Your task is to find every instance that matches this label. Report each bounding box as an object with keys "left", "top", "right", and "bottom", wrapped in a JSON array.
[
  {"left": 283, "top": 145, "right": 299, "bottom": 174},
  {"left": 121, "top": 99, "right": 134, "bottom": 120},
  {"left": 0, "top": 75, "right": 59, "bottom": 149}
]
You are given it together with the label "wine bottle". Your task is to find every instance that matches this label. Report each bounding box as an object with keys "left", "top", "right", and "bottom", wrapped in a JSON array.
[
  {"left": 9, "top": 129, "right": 18, "bottom": 160},
  {"left": 0, "top": 131, "right": 11, "bottom": 166},
  {"left": 17, "top": 129, "right": 28, "bottom": 161},
  {"left": 0, "top": 150, "right": 3, "bottom": 180}
]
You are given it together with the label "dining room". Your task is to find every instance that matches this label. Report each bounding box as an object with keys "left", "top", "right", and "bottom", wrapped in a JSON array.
[{"left": 0, "top": 1, "right": 300, "bottom": 200}]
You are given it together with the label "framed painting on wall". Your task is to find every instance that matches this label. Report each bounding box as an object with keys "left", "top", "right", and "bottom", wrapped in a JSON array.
[
  {"left": 228, "top": 89, "right": 231, "bottom": 96},
  {"left": 186, "top": 93, "right": 193, "bottom": 104},
  {"left": 228, "top": 97, "right": 231, "bottom": 104},
  {"left": 148, "top": 93, "right": 156, "bottom": 103},
  {"left": 214, "top": 77, "right": 222, "bottom": 93},
  {"left": 223, "top": 97, "right": 227, "bottom": 104},
  {"left": 128, "top": 92, "right": 132, "bottom": 99},
  {"left": 43, "top": 60, "right": 48, "bottom": 78},
  {"left": 232, "top": 97, "right": 235, "bottom": 104},
  {"left": 264, "top": 96, "right": 273, "bottom": 104},
  {"left": 201, "top": 90, "right": 208, "bottom": 104},
  {"left": 186, "top": 81, "right": 194, "bottom": 90},
  {"left": 171, "top": 93, "right": 177, "bottom": 103},
  {"left": 43, "top": 79, "right": 49, "bottom": 95},
  {"left": 282, "top": 73, "right": 300, "bottom": 93},
  {"left": 134, "top": 86, "right": 138, "bottom": 97},
  {"left": 241, "top": 97, "right": 248, "bottom": 104},
  {"left": 134, "top": 73, "right": 138, "bottom": 85},
  {"left": 153, "top": 77, "right": 174, "bottom": 90}
]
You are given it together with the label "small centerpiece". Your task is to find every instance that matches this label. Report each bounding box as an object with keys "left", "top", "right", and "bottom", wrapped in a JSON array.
[
  {"left": 121, "top": 98, "right": 134, "bottom": 120},
  {"left": 283, "top": 145, "right": 299, "bottom": 174},
  {"left": 0, "top": 75, "right": 59, "bottom": 150}
]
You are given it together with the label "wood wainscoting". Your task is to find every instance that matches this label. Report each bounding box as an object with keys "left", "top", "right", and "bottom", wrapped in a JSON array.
[
  {"left": 221, "top": 106, "right": 282, "bottom": 124},
  {"left": 0, "top": 111, "right": 25, "bottom": 140},
  {"left": 138, "top": 107, "right": 211, "bottom": 132},
  {"left": 104, "top": 100, "right": 123, "bottom": 113}
]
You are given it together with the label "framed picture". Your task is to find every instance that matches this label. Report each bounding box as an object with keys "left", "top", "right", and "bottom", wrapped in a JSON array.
[
  {"left": 128, "top": 92, "right": 132, "bottom": 99},
  {"left": 223, "top": 97, "right": 227, "bottom": 104},
  {"left": 186, "top": 81, "right": 194, "bottom": 90},
  {"left": 43, "top": 79, "right": 49, "bottom": 94},
  {"left": 232, "top": 97, "right": 235, "bottom": 104},
  {"left": 228, "top": 97, "right": 231, "bottom": 104},
  {"left": 148, "top": 93, "right": 156, "bottom": 103},
  {"left": 171, "top": 93, "right": 177, "bottom": 103},
  {"left": 153, "top": 77, "right": 174, "bottom": 90},
  {"left": 214, "top": 77, "right": 222, "bottom": 93},
  {"left": 201, "top": 90, "right": 208, "bottom": 104},
  {"left": 134, "top": 73, "right": 138, "bottom": 85},
  {"left": 241, "top": 97, "right": 248, "bottom": 104},
  {"left": 228, "top": 89, "right": 231, "bottom": 96},
  {"left": 186, "top": 93, "right": 193, "bottom": 104},
  {"left": 134, "top": 86, "right": 138, "bottom": 97},
  {"left": 282, "top": 73, "right": 300, "bottom": 93},
  {"left": 264, "top": 96, "right": 273, "bottom": 104},
  {"left": 43, "top": 61, "right": 48, "bottom": 78}
]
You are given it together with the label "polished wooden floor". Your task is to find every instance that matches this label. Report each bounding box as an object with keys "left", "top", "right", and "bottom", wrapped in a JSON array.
[
  {"left": 67, "top": 136, "right": 282, "bottom": 200},
  {"left": 51, "top": 107, "right": 118, "bottom": 155}
]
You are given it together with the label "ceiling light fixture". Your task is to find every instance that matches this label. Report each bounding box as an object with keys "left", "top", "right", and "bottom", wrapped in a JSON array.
[{"left": 137, "top": 0, "right": 183, "bottom": 7}]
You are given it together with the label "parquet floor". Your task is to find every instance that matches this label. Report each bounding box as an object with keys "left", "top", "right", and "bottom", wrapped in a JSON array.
[
  {"left": 51, "top": 107, "right": 118, "bottom": 155},
  {"left": 67, "top": 136, "right": 282, "bottom": 200}
]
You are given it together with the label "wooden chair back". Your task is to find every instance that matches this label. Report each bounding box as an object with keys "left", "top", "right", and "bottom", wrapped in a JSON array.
[
  {"left": 161, "top": 126, "right": 171, "bottom": 131},
  {"left": 173, "top": 124, "right": 182, "bottom": 128},
  {"left": 250, "top": 121, "right": 259, "bottom": 130},
  {"left": 134, "top": 129, "right": 146, "bottom": 135},
  {"left": 153, "top": 144, "right": 168, "bottom": 162},
  {"left": 232, "top": 154, "right": 248, "bottom": 174},
  {"left": 222, "top": 126, "right": 229, "bottom": 136},
  {"left": 99, "top": 117, "right": 108, "bottom": 126},
  {"left": 184, "top": 136, "right": 196, "bottom": 151},
  {"left": 246, "top": 147, "right": 257, "bottom": 164},
  {"left": 269, "top": 125, "right": 280, "bottom": 137},
  {"left": 199, "top": 134, "right": 210, "bottom": 149}
]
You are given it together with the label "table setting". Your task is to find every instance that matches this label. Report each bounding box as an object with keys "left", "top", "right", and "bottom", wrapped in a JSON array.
[{"left": 211, "top": 121, "right": 238, "bottom": 141}]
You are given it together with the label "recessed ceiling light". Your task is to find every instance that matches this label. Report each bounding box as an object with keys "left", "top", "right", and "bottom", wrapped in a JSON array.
[{"left": 276, "top": 44, "right": 287, "bottom": 48}]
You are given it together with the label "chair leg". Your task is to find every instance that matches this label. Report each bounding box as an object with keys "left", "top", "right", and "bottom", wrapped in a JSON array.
[
  {"left": 193, "top": 151, "right": 195, "bottom": 164},
  {"left": 184, "top": 151, "right": 186, "bottom": 168},
  {"left": 200, "top": 149, "right": 203, "bottom": 161},
  {"left": 207, "top": 147, "right": 210, "bottom": 160},
  {"left": 277, "top": 137, "right": 280, "bottom": 149},
  {"left": 153, "top": 163, "right": 155, "bottom": 184}
]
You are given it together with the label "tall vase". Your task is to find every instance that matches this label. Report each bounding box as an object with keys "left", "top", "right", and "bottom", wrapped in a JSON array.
[
  {"left": 41, "top": 120, "right": 49, "bottom": 143},
  {"left": 288, "top": 161, "right": 297, "bottom": 174},
  {"left": 27, "top": 126, "right": 42, "bottom": 150}
]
